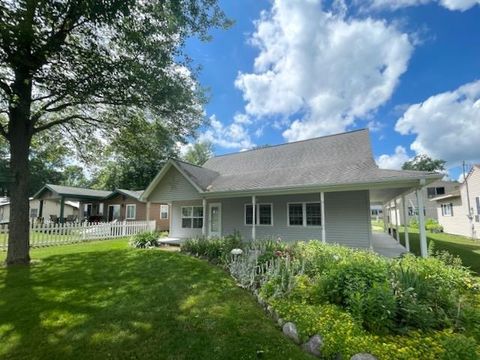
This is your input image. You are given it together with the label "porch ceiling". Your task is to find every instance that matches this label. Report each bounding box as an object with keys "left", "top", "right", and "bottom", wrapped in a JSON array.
[{"left": 369, "top": 186, "right": 415, "bottom": 205}]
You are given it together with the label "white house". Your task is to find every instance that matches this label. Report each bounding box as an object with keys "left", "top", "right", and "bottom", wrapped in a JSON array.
[
  {"left": 0, "top": 198, "right": 79, "bottom": 223},
  {"left": 431, "top": 165, "right": 480, "bottom": 239},
  {"left": 142, "top": 129, "right": 442, "bottom": 257}
]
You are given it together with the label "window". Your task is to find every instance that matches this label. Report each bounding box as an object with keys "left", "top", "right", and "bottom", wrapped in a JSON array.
[
  {"left": 126, "top": 204, "right": 136, "bottom": 220},
  {"left": 408, "top": 207, "right": 426, "bottom": 216},
  {"left": 288, "top": 202, "right": 322, "bottom": 226},
  {"left": 288, "top": 203, "right": 303, "bottom": 225},
  {"left": 30, "top": 208, "right": 38, "bottom": 218},
  {"left": 441, "top": 203, "right": 453, "bottom": 217},
  {"left": 181, "top": 206, "right": 203, "bottom": 228},
  {"left": 476, "top": 197, "right": 480, "bottom": 215},
  {"left": 427, "top": 187, "right": 446, "bottom": 198},
  {"left": 244, "top": 204, "right": 273, "bottom": 225},
  {"left": 160, "top": 205, "right": 169, "bottom": 219}
]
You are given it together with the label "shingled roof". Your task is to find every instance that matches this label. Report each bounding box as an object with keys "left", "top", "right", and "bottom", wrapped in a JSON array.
[
  {"left": 34, "top": 184, "right": 111, "bottom": 199},
  {"left": 145, "top": 129, "right": 442, "bottom": 197}
]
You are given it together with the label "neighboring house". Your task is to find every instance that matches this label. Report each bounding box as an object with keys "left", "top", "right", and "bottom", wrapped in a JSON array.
[
  {"left": 370, "top": 205, "right": 383, "bottom": 220},
  {"left": 101, "top": 189, "right": 169, "bottom": 231},
  {"left": 141, "top": 129, "right": 441, "bottom": 252},
  {"left": 385, "top": 180, "right": 459, "bottom": 226},
  {"left": 431, "top": 165, "right": 480, "bottom": 239},
  {"left": 0, "top": 198, "right": 79, "bottom": 223},
  {"left": 33, "top": 184, "right": 170, "bottom": 231}
]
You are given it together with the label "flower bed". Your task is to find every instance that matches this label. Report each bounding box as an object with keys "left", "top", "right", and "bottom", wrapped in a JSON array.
[{"left": 181, "top": 237, "right": 480, "bottom": 359}]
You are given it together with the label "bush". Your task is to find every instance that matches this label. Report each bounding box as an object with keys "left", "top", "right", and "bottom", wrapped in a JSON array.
[
  {"left": 130, "top": 231, "right": 159, "bottom": 248},
  {"left": 181, "top": 231, "right": 243, "bottom": 264},
  {"left": 426, "top": 218, "right": 443, "bottom": 233}
]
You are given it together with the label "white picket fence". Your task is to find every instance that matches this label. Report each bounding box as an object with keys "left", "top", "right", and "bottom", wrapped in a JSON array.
[{"left": 0, "top": 220, "right": 156, "bottom": 250}]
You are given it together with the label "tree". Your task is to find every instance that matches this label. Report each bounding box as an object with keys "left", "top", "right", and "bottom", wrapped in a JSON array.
[
  {"left": 0, "top": 1, "right": 230, "bottom": 265},
  {"left": 183, "top": 141, "right": 214, "bottom": 166},
  {"left": 91, "top": 112, "right": 178, "bottom": 190},
  {"left": 402, "top": 155, "right": 446, "bottom": 172}
]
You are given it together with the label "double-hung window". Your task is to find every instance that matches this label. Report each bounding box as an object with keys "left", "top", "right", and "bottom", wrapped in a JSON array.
[
  {"left": 160, "top": 205, "right": 169, "bottom": 219},
  {"left": 288, "top": 202, "right": 322, "bottom": 226},
  {"left": 441, "top": 203, "right": 453, "bottom": 217},
  {"left": 126, "top": 204, "right": 136, "bottom": 220},
  {"left": 182, "top": 206, "right": 203, "bottom": 228},
  {"left": 245, "top": 204, "right": 273, "bottom": 225}
]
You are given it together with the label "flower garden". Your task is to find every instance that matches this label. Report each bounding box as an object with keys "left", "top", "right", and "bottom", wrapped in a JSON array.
[{"left": 180, "top": 233, "right": 480, "bottom": 359}]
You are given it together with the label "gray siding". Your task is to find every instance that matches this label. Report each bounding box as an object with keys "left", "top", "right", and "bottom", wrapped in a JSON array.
[
  {"left": 149, "top": 167, "right": 201, "bottom": 202},
  {"left": 169, "top": 190, "right": 371, "bottom": 249}
]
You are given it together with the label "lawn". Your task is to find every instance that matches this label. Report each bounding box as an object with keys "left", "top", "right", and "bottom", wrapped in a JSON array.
[
  {"left": 0, "top": 240, "right": 311, "bottom": 360},
  {"left": 398, "top": 229, "right": 480, "bottom": 274}
]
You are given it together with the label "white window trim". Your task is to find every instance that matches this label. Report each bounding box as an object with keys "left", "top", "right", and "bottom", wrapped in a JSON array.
[
  {"left": 287, "top": 202, "right": 322, "bottom": 227},
  {"left": 126, "top": 204, "right": 136, "bottom": 220},
  {"left": 181, "top": 206, "right": 204, "bottom": 229},
  {"left": 441, "top": 203, "right": 453, "bottom": 217},
  {"left": 160, "top": 204, "right": 169, "bottom": 220},
  {"left": 244, "top": 203, "right": 274, "bottom": 226}
]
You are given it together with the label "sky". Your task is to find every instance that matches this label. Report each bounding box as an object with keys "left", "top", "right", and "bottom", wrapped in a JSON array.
[{"left": 184, "top": 0, "right": 480, "bottom": 180}]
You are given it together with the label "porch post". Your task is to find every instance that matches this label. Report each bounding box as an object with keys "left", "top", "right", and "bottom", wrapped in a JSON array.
[
  {"left": 394, "top": 198, "right": 400, "bottom": 243},
  {"left": 416, "top": 189, "right": 428, "bottom": 258},
  {"left": 146, "top": 201, "right": 151, "bottom": 221},
  {"left": 402, "top": 194, "right": 410, "bottom": 252},
  {"left": 202, "top": 198, "right": 207, "bottom": 237},
  {"left": 59, "top": 196, "right": 65, "bottom": 223},
  {"left": 383, "top": 204, "right": 387, "bottom": 233},
  {"left": 252, "top": 195, "right": 256, "bottom": 241},
  {"left": 321, "top": 192, "right": 326, "bottom": 243}
]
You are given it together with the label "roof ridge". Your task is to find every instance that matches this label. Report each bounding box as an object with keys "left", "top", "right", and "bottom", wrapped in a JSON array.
[
  {"left": 172, "top": 158, "right": 211, "bottom": 169},
  {"left": 207, "top": 128, "right": 369, "bottom": 160}
]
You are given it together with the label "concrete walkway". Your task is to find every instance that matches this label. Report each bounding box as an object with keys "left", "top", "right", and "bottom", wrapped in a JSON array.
[{"left": 371, "top": 231, "right": 408, "bottom": 258}]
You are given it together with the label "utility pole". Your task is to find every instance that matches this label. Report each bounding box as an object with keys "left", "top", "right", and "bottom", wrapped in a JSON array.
[{"left": 463, "top": 161, "right": 474, "bottom": 239}]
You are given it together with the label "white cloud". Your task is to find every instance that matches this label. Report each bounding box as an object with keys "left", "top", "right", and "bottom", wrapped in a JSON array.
[
  {"left": 199, "top": 115, "right": 255, "bottom": 150},
  {"left": 233, "top": 113, "right": 252, "bottom": 125},
  {"left": 376, "top": 146, "right": 410, "bottom": 169},
  {"left": 395, "top": 80, "right": 480, "bottom": 166},
  {"left": 235, "top": 0, "right": 413, "bottom": 142},
  {"left": 365, "top": 0, "right": 480, "bottom": 11}
]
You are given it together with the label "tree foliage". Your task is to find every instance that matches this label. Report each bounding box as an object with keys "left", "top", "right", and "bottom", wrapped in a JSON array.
[
  {"left": 402, "top": 155, "right": 446, "bottom": 172},
  {"left": 91, "top": 111, "right": 178, "bottom": 190},
  {"left": 183, "top": 141, "right": 214, "bottom": 166},
  {"left": 0, "top": 0, "right": 230, "bottom": 265}
]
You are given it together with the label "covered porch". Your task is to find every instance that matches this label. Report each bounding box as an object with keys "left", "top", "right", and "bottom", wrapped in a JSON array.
[{"left": 33, "top": 184, "right": 111, "bottom": 223}]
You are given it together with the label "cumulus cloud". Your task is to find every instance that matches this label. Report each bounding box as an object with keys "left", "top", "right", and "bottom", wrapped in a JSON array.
[
  {"left": 235, "top": 0, "right": 413, "bottom": 142},
  {"left": 395, "top": 80, "right": 480, "bottom": 166},
  {"left": 199, "top": 115, "right": 255, "bottom": 150},
  {"left": 364, "top": 0, "right": 480, "bottom": 11},
  {"left": 376, "top": 146, "right": 410, "bottom": 169}
]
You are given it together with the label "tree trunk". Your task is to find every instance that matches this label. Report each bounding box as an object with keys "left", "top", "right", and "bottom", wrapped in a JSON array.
[{"left": 5, "top": 71, "right": 33, "bottom": 266}]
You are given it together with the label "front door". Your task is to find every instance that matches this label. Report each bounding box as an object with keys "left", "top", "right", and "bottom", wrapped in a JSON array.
[
  {"left": 209, "top": 203, "right": 222, "bottom": 237},
  {"left": 108, "top": 205, "right": 121, "bottom": 222}
]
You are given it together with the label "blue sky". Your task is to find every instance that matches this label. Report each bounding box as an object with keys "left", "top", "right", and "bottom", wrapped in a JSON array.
[{"left": 185, "top": 0, "right": 480, "bottom": 180}]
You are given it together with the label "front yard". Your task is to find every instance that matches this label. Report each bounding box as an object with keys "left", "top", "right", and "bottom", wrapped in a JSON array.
[{"left": 0, "top": 240, "right": 310, "bottom": 359}]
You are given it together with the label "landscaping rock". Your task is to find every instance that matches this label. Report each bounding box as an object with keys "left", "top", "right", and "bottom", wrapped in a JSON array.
[
  {"left": 351, "top": 353, "right": 378, "bottom": 360},
  {"left": 277, "top": 317, "right": 284, "bottom": 327},
  {"left": 282, "top": 322, "right": 300, "bottom": 344},
  {"left": 302, "top": 335, "right": 323, "bottom": 357}
]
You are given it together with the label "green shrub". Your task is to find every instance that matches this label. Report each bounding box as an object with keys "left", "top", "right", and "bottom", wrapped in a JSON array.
[
  {"left": 426, "top": 218, "right": 443, "bottom": 233},
  {"left": 409, "top": 218, "right": 419, "bottom": 229},
  {"left": 181, "top": 231, "right": 243, "bottom": 264},
  {"left": 130, "top": 231, "right": 159, "bottom": 248}
]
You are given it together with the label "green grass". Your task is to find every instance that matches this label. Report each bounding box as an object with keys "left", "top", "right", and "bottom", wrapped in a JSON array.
[
  {"left": 399, "top": 229, "right": 480, "bottom": 274},
  {"left": 0, "top": 240, "right": 311, "bottom": 360}
]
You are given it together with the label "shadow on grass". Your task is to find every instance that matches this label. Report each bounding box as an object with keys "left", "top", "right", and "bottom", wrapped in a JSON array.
[{"left": 0, "top": 249, "right": 310, "bottom": 360}]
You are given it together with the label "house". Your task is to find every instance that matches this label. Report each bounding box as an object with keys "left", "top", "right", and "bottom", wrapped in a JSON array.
[
  {"left": 33, "top": 184, "right": 111, "bottom": 222},
  {"left": 431, "top": 165, "right": 480, "bottom": 239},
  {"left": 141, "top": 129, "right": 442, "bottom": 257},
  {"left": 102, "top": 189, "right": 169, "bottom": 231},
  {"left": 0, "top": 197, "right": 79, "bottom": 223},
  {"left": 384, "top": 180, "right": 459, "bottom": 226},
  {"left": 33, "top": 184, "right": 170, "bottom": 231}
]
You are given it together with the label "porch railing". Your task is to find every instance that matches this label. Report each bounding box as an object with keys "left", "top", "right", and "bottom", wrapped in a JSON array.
[{"left": 0, "top": 220, "right": 156, "bottom": 250}]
